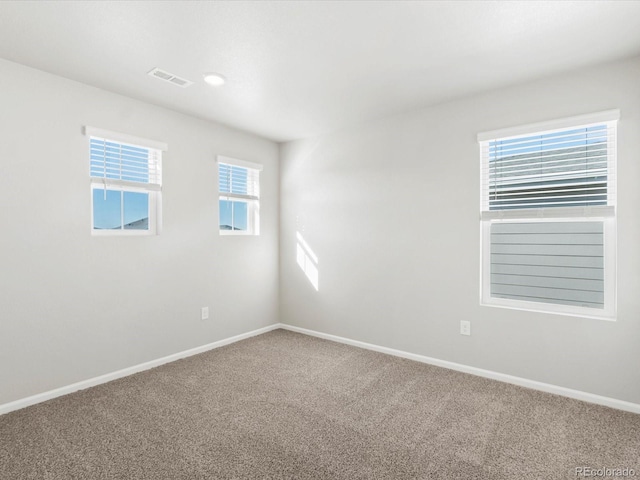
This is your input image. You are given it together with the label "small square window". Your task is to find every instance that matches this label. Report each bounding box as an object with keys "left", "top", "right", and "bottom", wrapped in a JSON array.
[
  {"left": 86, "top": 127, "right": 166, "bottom": 236},
  {"left": 92, "top": 188, "right": 151, "bottom": 231},
  {"left": 217, "top": 156, "right": 262, "bottom": 236}
]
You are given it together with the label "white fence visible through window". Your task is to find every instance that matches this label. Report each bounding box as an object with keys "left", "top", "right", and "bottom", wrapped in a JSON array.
[{"left": 478, "top": 110, "right": 618, "bottom": 319}]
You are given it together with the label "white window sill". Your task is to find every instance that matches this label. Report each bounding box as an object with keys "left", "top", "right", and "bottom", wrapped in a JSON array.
[{"left": 480, "top": 298, "right": 616, "bottom": 322}]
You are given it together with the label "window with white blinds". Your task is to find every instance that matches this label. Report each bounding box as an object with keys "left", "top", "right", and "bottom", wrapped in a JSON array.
[
  {"left": 90, "top": 138, "right": 161, "bottom": 189},
  {"left": 86, "top": 127, "right": 167, "bottom": 235},
  {"left": 217, "top": 156, "right": 262, "bottom": 235},
  {"left": 218, "top": 163, "right": 259, "bottom": 200},
  {"left": 478, "top": 111, "right": 618, "bottom": 319}
]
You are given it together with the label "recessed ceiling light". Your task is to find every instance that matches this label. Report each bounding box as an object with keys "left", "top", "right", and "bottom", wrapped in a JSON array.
[{"left": 203, "top": 72, "right": 226, "bottom": 86}]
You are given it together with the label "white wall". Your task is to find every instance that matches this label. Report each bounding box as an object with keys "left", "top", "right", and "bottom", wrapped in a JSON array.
[
  {"left": 0, "top": 59, "right": 279, "bottom": 405},
  {"left": 280, "top": 55, "right": 640, "bottom": 404}
]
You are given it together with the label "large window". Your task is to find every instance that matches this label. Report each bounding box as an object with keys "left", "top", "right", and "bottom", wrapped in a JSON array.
[
  {"left": 479, "top": 110, "right": 618, "bottom": 319},
  {"left": 217, "top": 156, "right": 262, "bottom": 235},
  {"left": 86, "top": 127, "right": 166, "bottom": 235}
]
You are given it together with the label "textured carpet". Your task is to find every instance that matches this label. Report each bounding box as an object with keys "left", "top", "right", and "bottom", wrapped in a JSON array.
[{"left": 1, "top": 329, "right": 639, "bottom": 479}]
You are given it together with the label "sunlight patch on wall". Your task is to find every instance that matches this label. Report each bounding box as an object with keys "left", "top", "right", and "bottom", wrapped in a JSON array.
[{"left": 296, "top": 232, "right": 319, "bottom": 291}]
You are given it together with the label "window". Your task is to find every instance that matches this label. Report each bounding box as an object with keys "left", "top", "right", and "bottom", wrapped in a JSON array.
[
  {"left": 86, "top": 127, "right": 167, "bottom": 235},
  {"left": 217, "top": 156, "right": 262, "bottom": 235},
  {"left": 479, "top": 110, "right": 618, "bottom": 319}
]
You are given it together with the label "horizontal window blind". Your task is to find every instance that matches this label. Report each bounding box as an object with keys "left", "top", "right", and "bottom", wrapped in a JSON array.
[
  {"left": 479, "top": 111, "right": 617, "bottom": 318},
  {"left": 481, "top": 122, "right": 616, "bottom": 212},
  {"left": 90, "top": 137, "right": 162, "bottom": 188},
  {"left": 490, "top": 221, "right": 604, "bottom": 309},
  {"left": 219, "top": 163, "right": 260, "bottom": 200}
]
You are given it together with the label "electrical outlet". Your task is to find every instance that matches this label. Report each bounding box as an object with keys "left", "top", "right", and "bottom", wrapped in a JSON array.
[
  {"left": 201, "top": 307, "right": 209, "bottom": 321},
  {"left": 460, "top": 320, "right": 471, "bottom": 336}
]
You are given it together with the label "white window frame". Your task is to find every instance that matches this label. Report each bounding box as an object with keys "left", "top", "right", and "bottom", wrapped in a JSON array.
[
  {"left": 478, "top": 110, "right": 618, "bottom": 320},
  {"left": 217, "top": 155, "right": 262, "bottom": 236},
  {"left": 85, "top": 127, "right": 167, "bottom": 236},
  {"left": 90, "top": 184, "right": 160, "bottom": 237}
]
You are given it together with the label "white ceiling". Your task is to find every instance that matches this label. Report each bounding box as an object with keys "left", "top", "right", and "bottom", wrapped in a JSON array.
[{"left": 1, "top": 1, "right": 639, "bottom": 142}]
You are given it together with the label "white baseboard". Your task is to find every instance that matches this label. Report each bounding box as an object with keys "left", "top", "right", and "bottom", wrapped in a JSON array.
[
  {"left": 279, "top": 323, "right": 640, "bottom": 415},
  {"left": 0, "top": 324, "right": 281, "bottom": 416},
  {"left": 3, "top": 322, "right": 638, "bottom": 416}
]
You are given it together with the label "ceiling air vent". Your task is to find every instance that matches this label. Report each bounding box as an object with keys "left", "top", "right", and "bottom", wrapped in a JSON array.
[{"left": 147, "top": 68, "right": 194, "bottom": 88}]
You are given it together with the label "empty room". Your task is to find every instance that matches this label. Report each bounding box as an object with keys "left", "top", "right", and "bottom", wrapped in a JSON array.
[{"left": 1, "top": 1, "right": 640, "bottom": 478}]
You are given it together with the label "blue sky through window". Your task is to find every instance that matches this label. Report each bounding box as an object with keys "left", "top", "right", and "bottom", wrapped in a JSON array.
[
  {"left": 123, "top": 191, "right": 149, "bottom": 229},
  {"left": 93, "top": 189, "right": 122, "bottom": 229},
  {"left": 90, "top": 137, "right": 153, "bottom": 230},
  {"left": 93, "top": 189, "right": 149, "bottom": 230},
  {"left": 219, "top": 199, "right": 248, "bottom": 231}
]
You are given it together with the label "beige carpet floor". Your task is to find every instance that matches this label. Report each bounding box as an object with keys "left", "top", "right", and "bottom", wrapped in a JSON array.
[{"left": 1, "top": 329, "right": 639, "bottom": 479}]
